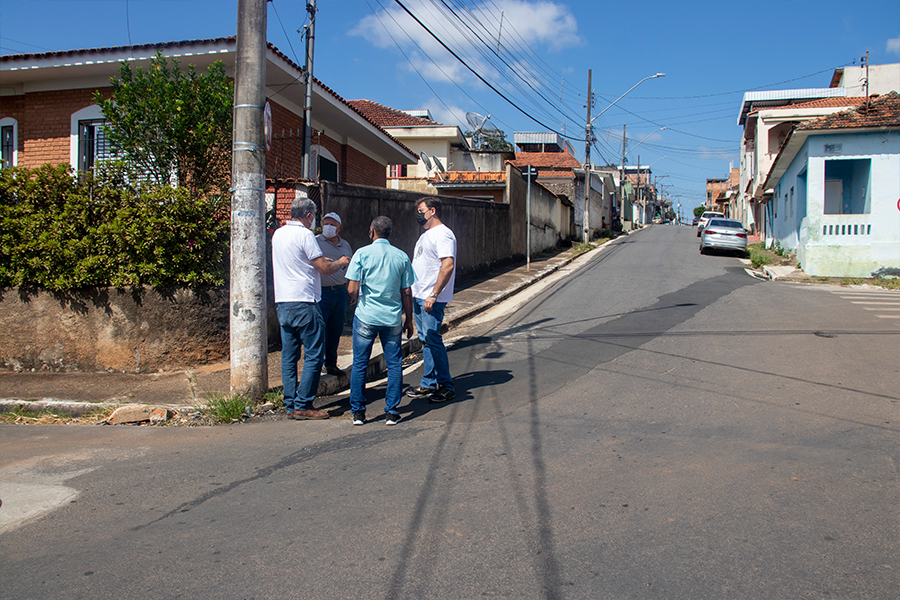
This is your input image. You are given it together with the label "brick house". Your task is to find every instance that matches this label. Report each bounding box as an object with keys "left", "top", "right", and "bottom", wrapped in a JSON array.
[{"left": 0, "top": 37, "right": 417, "bottom": 221}]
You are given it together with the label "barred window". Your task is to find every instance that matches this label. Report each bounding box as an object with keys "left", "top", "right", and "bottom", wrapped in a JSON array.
[{"left": 77, "top": 119, "right": 111, "bottom": 173}]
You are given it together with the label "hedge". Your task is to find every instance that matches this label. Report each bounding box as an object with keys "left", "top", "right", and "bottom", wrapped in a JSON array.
[{"left": 0, "top": 164, "right": 230, "bottom": 290}]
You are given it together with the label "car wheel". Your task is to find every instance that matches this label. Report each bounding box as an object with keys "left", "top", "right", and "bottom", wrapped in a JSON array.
[{"left": 699, "top": 246, "right": 706, "bottom": 254}]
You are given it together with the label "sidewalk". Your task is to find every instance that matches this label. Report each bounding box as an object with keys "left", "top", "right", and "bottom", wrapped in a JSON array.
[{"left": 0, "top": 239, "right": 619, "bottom": 416}]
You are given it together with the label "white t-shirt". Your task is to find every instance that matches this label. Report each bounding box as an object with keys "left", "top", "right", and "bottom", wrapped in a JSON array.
[
  {"left": 411, "top": 223, "right": 457, "bottom": 302},
  {"left": 271, "top": 221, "right": 323, "bottom": 303}
]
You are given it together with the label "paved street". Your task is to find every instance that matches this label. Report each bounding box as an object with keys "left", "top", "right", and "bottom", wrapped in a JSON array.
[{"left": 1, "top": 225, "right": 898, "bottom": 599}]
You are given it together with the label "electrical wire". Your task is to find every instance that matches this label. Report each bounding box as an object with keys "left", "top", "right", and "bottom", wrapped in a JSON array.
[{"left": 391, "top": 0, "right": 584, "bottom": 141}]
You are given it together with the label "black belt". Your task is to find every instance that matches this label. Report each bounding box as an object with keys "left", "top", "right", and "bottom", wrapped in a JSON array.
[{"left": 322, "top": 284, "right": 347, "bottom": 290}]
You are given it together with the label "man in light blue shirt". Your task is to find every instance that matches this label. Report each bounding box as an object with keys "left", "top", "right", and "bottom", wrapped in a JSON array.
[{"left": 346, "top": 216, "right": 416, "bottom": 425}]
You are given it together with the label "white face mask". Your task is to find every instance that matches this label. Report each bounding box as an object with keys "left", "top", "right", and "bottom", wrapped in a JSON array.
[
  {"left": 309, "top": 217, "right": 316, "bottom": 230},
  {"left": 322, "top": 224, "right": 338, "bottom": 238}
]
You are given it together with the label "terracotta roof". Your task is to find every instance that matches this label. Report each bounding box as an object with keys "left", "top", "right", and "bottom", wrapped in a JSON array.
[
  {"left": 797, "top": 92, "right": 900, "bottom": 130},
  {"left": 510, "top": 152, "right": 582, "bottom": 170},
  {"left": 346, "top": 99, "right": 441, "bottom": 127},
  {"left": 435, "top": 171, "right": 505, "bottom": 183},
  {"left": 749, "top": 96, "right": 867, "bottom": 115}
]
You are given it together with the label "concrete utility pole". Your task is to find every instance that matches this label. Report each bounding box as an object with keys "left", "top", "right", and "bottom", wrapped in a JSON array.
[
  {"left": 301, "top": 0, "right": 317, "bottom": 179},
  {"left": 230, "top": 0, "right": 268, "bottom": 399},
  {"left": 583, "top": 69, "right": 592, "bottom": 244},
  {"left": 620, "top": 124, "right": 626, "bottom": 226}
]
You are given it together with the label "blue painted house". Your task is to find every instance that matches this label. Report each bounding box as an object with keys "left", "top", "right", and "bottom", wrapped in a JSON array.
[{"left": 762, "top": 92, "right": 900, "bottom": 278}]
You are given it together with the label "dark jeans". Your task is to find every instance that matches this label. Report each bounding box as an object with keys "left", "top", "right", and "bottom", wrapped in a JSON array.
[
  {"left": 319, "top": 286, "right": 348, "bottom": 368},
  {"left": 277, "top": 302, "right": 324, "bottom": 413}
]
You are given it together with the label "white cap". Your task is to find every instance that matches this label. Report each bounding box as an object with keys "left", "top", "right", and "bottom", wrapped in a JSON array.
[{"left": 322, "top": 212, "right": 341, "bottom": 225}]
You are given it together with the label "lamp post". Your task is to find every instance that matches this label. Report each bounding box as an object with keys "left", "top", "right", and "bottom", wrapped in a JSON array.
[{"left": 584, "top": 72, "right": 664, "bottom": 243}]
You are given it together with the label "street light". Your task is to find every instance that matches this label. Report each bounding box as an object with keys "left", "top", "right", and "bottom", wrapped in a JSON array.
[{"left": 584, "top": 72, "right": 665, "bottom": 242}]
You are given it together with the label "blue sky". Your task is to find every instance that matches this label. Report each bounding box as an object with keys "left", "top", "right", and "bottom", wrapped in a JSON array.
[{"left": 2, "top": 0, "right": 899, "bottom": 211}]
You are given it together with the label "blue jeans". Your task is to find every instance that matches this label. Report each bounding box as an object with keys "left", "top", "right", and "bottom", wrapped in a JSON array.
[
  {"left": 350, "top": 316, "right": 404, "bottom": 415},
  {"left": 413, "top": 298, "right": 454, "bottom": 392},
  {"left": 277, "top": 302, "right": 325, "bottom": 412},
  {"left": 319, "top": 286, "right": 348, "bottom": 368}
]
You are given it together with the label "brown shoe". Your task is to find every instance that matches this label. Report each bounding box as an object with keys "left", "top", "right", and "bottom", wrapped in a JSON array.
[{"left": 291, "top": 409, "right": 329, "bottom": 420}]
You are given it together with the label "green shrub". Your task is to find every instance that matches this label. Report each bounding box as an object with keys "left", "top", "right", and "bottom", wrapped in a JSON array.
[
  {"left": 0, "top": 164, "right": 229, "bottom": 290},
  {"left": 203, "top": 392, "right": 253, "bottom": 423}
]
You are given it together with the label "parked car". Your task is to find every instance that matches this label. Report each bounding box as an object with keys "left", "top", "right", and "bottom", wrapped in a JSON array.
[
  {"left": 696, "top": 211, "right": 724, "bottom": 236},
  {"left": 692, "top": 216, "right": 700, "bottom": 227},
  {"left": 652, "top": 216, "right": 663, "bottom": 224},
  {"left": 699, "top": 218, "right": 748, "bottom": 256}
]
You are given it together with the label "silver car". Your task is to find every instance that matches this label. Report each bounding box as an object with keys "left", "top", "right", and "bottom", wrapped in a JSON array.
[
  {"left": 696, "top": 210, "right": 724, "bottom": 236},
  {"left": 699, "top": 218, "right": 748, "bottom": 255}
]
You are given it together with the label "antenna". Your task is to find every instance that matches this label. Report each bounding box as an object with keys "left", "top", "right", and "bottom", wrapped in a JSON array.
[
  {"left": 420, "top": 151, "right": 433, "bottom": 171},
  {"left": 433, "top": 156, "right": 446, "bottom": 173},
  {"left": 465, "top": 111, "right": 502, "bottom": 149}
]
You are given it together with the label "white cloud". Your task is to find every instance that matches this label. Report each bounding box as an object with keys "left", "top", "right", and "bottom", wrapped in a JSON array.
[
  {"left": 349, "top": 0, "right": 581, "bottom": 86},
  {"left": 887, "top": 36, "right": 900, "bottom": 55}
]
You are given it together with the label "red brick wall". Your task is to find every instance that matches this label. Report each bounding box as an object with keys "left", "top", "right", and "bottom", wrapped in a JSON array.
[
  {"left": 342, "top": 144, "right": 387, "bottom": 187},
  {"left": 5, "top": 89, "right": 388, "bottom": 187},
  {"left": 1, "top": 88, "right": 111, "bottom": 169}
]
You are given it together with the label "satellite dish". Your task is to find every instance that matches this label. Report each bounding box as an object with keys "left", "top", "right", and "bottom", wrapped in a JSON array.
[
  {"left": 420, "top": 151, "right": 433, "bottom": 170},
  {"left": 465, "top": 111, "right": 502, "bottom": 149},
  {"left": 433, "top": 156, "right": 446, "bottom": 173}
]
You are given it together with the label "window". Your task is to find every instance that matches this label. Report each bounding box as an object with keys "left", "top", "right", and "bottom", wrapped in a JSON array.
[
  {"left": 790, "top": 186, "right": 794, "bottom": 218},
  {"left": 824, "top": 159, "right": 871, "bottom": 215},
  {"left": 318, "top": 156, "right": 338, "bottom": 182},
  {"left": 388, "top": 164, "right": 408, "bottom": 178},
  {"left": 77, "top": 119, "right": 111, "bottom": 173},
  {"left": 0, "top": 117, "right": 17, "bottom": 168}
]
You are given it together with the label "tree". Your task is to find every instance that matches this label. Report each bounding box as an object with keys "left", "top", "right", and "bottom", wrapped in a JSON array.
[
  {"left": 693, "top": 205, "right": 706, "bottom": 218},
  {"left": 464, "top": 129, "right": 514, "bottom": 152},
  {"left": 95, "top": 52, "right": 233, "bottom": 195}
]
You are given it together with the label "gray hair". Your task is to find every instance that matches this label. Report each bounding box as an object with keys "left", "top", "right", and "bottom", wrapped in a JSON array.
[
  {"left": 290, "top": 197, "right": 317, "bottom": 220},
  {"left": 370, "top": 216, "right": 393, "bottom": 239}
]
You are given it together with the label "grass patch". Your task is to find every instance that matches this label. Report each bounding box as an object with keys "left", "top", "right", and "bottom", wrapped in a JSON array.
[
  {"left": 571, "top": 243, "right": 596, "bottom": 255},
  {"left": 873, "top": 277, "right": 900, "bottom": 290},
  {"left": 202, "top": 391, "right": 254, "bottom": 424},
  {"left": 264, "top": 388, "right": 285, "bottom": 412},
  {"left": 748, "top": 244, "right": 775, "bottom": 269},
  {"left": 0, "top": 404, "right": 115, "bottom": 425}
]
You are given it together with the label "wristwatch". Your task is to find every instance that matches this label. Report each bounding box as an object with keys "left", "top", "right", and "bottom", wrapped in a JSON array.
[{"left": 429, "top": 292, "right": 438, "bottom": 299}]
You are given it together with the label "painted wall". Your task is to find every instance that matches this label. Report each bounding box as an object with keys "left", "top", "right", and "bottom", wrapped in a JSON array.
[{"left": 774, "top": 131, "right": 900, "bottom": 277}]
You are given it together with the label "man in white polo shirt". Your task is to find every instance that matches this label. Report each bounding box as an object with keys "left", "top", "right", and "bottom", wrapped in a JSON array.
[{"left": 272, "top": 198, "right": 350, "bottom": 420}]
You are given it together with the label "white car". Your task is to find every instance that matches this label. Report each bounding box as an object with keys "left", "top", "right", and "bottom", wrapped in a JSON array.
[{"left": 696, "top": 211, "right": 725, "bottom": 237}]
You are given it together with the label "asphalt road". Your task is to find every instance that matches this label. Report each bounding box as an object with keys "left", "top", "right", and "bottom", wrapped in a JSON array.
[{"left": 2, "top": 225, "right": 898, "bottom": 599}]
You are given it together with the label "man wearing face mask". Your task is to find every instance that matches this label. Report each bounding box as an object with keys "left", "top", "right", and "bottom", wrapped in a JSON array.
[
  {"left": 316, "top": 212, "right": 352, "bottom": 377},
  {"left": 272, "top": 198, "right": 351, "bottom": 420},
  {"left": 406, "top": 197, "right": 457, "bottom": 403}
]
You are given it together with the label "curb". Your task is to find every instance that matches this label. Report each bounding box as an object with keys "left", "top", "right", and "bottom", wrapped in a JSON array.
[{"left": 0, "top": 243, "right": 608, "bottom": 417}]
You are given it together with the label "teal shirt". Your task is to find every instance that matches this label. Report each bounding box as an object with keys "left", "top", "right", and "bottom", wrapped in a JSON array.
[{"left": 346, "top": 239, "right": 416, "bottom": 327}]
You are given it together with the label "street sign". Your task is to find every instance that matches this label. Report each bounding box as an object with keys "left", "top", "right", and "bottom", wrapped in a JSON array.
[{"left": 521, "top": 166, "right": 538, "bottom": 180}]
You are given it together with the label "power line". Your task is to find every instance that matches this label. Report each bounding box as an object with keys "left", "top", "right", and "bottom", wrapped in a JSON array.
[{"left": 391, "top": 0, "right": 583, "bottom": 141}]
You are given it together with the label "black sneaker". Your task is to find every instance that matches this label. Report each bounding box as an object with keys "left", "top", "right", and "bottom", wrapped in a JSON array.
[
  {"left": 385, "top": 413, "right": 402, "bottom": 426},
  {"left": 352, "top": 411, "right": 366, "bottom": 426},
  {"left": 405, "top": 385, "right": 436, "bottom": 399},
  {"left": 429, "top": 385, "right": 455, "bottom": 403}
]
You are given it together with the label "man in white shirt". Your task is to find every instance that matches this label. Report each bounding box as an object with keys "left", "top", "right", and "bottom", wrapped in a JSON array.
[
  {"left": 406, "top": 197, "right": 457, "bottom": 403},
  {"left": 272, "top": 198, "right": 350, "bottom": 420}
]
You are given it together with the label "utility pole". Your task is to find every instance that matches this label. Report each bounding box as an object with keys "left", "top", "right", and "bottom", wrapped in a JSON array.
[
  {"left": 582, "top": 69, "right": 592, "bottom": 244},
  {"left": 301, "top": 0, "right": 317, "bottom": 179},
  {"left": 230, "top": 0, "right": 268, "bottom": 399},
  {"left": 619, "top": 124, "right": 626, "bottom": 228}
]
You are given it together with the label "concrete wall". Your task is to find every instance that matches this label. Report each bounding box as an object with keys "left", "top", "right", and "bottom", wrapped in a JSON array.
[
  {"left": 0, "top": 286, "right": 231, "bottom": 372},
  {"left": 506, "top": 164, "right": 573, "bottom": 255},
  {"left": 775, "top": 132, "right": 900, "bottom": 277},
  {"left": 318, "top": 181, "right": 513, "bottom": 276}
]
